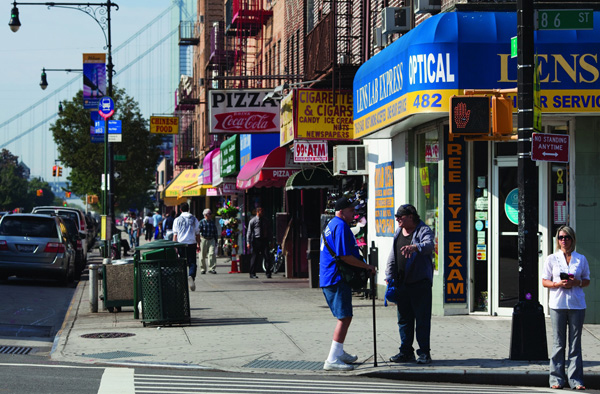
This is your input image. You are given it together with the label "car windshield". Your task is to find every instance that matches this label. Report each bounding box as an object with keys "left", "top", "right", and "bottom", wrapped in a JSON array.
[{"left": 0, "top": 216, "right": 58, "bottom": 237}]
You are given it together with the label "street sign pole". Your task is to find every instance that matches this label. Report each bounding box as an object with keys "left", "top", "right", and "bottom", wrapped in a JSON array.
[
  {"left": 99, "top": 96, "right": 115, "bottom": 258},
  {"left": 510, "top": 0, "right": 548, "bottom": 361}
]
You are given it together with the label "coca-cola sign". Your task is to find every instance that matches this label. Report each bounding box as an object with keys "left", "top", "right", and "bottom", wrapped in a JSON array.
[
  {"left": 214, "top": 112, "right": 276, "bottom": 131},
  {"left": 210, "top": 89, "right": 280, "bottom": 134}
]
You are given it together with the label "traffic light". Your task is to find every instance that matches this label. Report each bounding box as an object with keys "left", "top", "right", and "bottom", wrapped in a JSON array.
[
  {"left": 58, "top": 166, "right": 63, "bottom": 177},
  {"left": 63, "top": 200, "right": 67, "bottom": 207},
  {"left": 449, "top": 96, "right": 490, "bottom": 135},
  {"left": 65, "top": 191, "right": 71, "bottom": 198},
  {"left": 36, "top": 189, "right": 43, "bottom": 197},
  {"left": 52, "top": 165, "right": 57, "bottom": 176},
  {"left": 492, "top": 96, "right": 514, "bottom": 136},
  {"left": 87, "top": 195, "right": 99, "bottom": 204}
]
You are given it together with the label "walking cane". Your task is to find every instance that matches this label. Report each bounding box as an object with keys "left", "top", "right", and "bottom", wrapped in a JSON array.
[{"left": 371, "top": 270, "right": 377, "bottom": 367}]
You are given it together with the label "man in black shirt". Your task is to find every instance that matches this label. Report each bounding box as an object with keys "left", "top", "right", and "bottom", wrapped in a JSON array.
[{"left": 246, "top": 207, "right": 272, "bottom": 279}]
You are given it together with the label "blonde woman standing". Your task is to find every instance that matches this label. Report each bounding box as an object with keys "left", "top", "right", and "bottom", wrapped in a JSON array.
[{"left": 542, "top": 225, "right": 590, "bottom": 390}]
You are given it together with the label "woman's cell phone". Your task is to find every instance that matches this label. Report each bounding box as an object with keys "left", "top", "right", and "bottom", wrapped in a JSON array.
[{"left": 560, "top": 273, "right": 570, "bottom": 280}]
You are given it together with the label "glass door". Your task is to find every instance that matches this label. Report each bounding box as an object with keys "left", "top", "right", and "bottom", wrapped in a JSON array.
[{"left": 491, "top": 157, "right": 519, "bottom": 316}]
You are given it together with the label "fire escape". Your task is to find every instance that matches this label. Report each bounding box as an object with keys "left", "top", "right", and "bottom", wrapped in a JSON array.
[
  {"left": 305, "top": 0, "right": 364, "bottom": 89},
  {"left": 219, "top": 0, "right": 273, "bottom": 89},
  {"left": 176, "top": 21, "right": 201, "bottom": 169}
]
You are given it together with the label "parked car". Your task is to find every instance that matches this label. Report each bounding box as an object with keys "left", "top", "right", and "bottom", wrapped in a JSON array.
[
  {"left": 59, "top": 216, "right": 85, "bottom": 278},
  {"left": 0, "top": 214, "right": 75, "bottom": 285},
  {"left": 31, "top": 206, "right": 89, "bottom": 262}
]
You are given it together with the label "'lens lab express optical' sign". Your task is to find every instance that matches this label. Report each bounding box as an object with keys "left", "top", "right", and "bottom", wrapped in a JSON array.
[
  {"left": 209, "top": 90, "right": 280, "bottom": 134},
  {"left": 293, "top": 140, "right": 328, "bottom": 162}
]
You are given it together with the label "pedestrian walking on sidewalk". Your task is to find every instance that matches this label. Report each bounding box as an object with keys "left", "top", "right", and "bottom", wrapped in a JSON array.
[
  {"left": 320, "top": 196, "right": 376, "bottom": 371},
  {"left": 542, "top": 225, "right": 590, "bottom": 390},
  {"left": 246, "top": 207, "right": 272, "bottom": 279},
  {"left": 199, "top": 208, "right": 218, "bottom": 274},
  {"left": 143, "top": 212, "right": 154, "bottom": 241},
  {"left": 153, "top": 209, "right": 164, "bottom": 240},
  {"left": 386, "top": 204, "right": 435, "bottom": 365},
  {"left": 163, "top": 212, "right": 175, "bottom": 240},
  {"left": 173, "top": 202, "right": 200, "bottom": 292}
]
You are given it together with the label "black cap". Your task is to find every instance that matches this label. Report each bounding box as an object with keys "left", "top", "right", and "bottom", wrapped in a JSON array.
[
  {"left": 396, "top": 204, "right": 417, "bottom": 217},
  {"left": 335, "top": 196, "right": 358, "bottom": 211}
]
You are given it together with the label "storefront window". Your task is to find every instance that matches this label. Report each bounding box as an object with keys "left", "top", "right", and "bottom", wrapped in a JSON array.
[{"left": 416, "top": 130, "right": 439, "bottom": 270}]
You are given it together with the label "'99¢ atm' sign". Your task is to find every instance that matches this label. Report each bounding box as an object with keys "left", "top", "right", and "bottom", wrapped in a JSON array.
[{"left": 150, "top": 116, "right": 179, "bottom": 135}]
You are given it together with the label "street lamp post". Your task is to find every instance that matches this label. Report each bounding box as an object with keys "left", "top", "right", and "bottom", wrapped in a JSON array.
[
  {"left": 39, "top": 67, "right": 83, "bottom": 90},
  {"left": 10, "top": 1, "right": 118, "bottom": 257}
]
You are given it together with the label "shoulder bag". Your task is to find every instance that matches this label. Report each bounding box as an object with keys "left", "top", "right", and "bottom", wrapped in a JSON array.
[{"left": 322, "top": 234, "right": 368, "bottom": 291}]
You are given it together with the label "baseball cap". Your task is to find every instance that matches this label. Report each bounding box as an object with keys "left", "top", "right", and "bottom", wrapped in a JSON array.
[
  {"left": 396, "top": 204, "right": 417, "bottom": 217},
  {"left": 335, "top": 196, "right": 358, "bottom": 211}
]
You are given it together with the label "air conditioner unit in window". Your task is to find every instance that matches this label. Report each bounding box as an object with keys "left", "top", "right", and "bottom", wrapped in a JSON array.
[
  {"left": 382, "top": 7, "right": 410, "bottom": 35},
  {"left": 333, "top": 145, "right": 368, "bottom": 176},
  {"left": 414, "top": 0, "right": 441, "bottom": 14}
]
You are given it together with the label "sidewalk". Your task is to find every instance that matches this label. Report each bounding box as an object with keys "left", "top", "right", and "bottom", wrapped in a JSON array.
[{"left": 52, "top": 251, "right": 600, "bottom": 388}]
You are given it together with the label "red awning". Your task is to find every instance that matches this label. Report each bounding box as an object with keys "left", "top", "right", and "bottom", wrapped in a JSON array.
[{"left": 236, "top": 146, "right": 300, "bottom": 189}]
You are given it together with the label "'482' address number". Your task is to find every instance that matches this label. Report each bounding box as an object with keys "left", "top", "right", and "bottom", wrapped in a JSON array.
[{"left": 413, "top": 93, "right": 442, "bottom": 109}]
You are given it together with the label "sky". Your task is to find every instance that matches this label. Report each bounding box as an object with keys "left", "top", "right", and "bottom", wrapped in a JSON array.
[{"left": 0, "top": 0, "right": 181, "bottom": 181}]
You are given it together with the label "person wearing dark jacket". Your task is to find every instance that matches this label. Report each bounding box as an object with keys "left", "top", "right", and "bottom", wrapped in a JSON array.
[
  {"left": 385, "top": 204, "right": 435, "bottom": 365},
  {"left": 246, "top": 207, "right": 272, "bottom": 279}
]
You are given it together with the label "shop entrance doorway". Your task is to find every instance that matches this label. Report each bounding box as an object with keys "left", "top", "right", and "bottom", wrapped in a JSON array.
[{"left": 491, "top": 157, "right": 520, "bottom": 316}]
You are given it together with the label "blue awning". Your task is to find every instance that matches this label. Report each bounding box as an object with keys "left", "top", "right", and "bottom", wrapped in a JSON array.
[{"left": 353, "top": 11, "right": 600, "bottom": 138}]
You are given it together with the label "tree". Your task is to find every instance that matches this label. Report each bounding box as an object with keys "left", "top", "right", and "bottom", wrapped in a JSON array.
[
  {"left": 51, "top": 88, "right": 162, "bottom": 213},
  {"left": 0, "top": 149, "right": 29, "bottom": 210},
  {"left": 25, "top": 177, "right": 55, "bottom": 212}
]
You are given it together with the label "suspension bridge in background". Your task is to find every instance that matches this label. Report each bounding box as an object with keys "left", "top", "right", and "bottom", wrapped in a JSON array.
[{"left": 0, "top": 1, "right": 194, "bottom": 183}]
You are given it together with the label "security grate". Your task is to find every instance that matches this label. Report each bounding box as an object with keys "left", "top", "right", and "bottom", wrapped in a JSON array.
[
  {"left": 82, "top": 350, "right": 152, "bottom": 359},
  {"left": 80, "top": 332, "right": 135, "bottom": 339},
  {"left": 242, "top": 359, "right": 325, "bottom": 371},
  {"left": 0, "top": 345, "right": 33, "bottom": 355}
]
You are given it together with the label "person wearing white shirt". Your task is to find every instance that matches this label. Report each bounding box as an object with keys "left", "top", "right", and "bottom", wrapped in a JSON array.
[
  {"left": 542, "top": 225, "right": 590, "bottom": 390},
  {"left": 173, "top": 202, "right": 200, "bottom": 292}
]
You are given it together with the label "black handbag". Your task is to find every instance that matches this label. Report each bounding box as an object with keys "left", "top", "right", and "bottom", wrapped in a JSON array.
[{"left": 322, "top": 235, "right": 368, "bottom": 291}]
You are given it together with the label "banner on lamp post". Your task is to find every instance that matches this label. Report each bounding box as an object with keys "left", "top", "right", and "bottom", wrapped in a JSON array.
[{"left": 83, "top": 53, "right": 107, "bottom": 110}]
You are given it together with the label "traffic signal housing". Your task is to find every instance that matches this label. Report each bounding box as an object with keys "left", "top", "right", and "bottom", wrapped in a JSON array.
[
  {"left": 52, "top": 165, "right": 57, "bottom": 176},
  {"left": 492, "top": 96, "right": 514, "bottom": 135},
  {"left": 58, "top": 166, "right": 63, "bottom": 177},
  {"left": 65, "top": 191, "right": 71, "bottom": 198},
  {"left": 36, "top": 189, "right": 43, "bottom": 197},
  {"left": 450, "top": 96, "right": 490, "bottom": 135}
]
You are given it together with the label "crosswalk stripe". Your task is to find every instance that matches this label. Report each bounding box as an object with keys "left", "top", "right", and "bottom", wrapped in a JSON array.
[{"left": 98, "top": 367, "right": 135, "bottom": 394}]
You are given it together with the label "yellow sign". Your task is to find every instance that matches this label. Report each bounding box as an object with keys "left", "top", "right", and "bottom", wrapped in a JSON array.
[
  {"left": 163, "top": 169, "right": 203, "bottom": 198},
  {"left": 354, "top": 89, "right": 456, "bottom": 138},
  {"left": 296, "top": 89, "right": 353, "bottom": 140},
  {"left": 280, "top": 92, "right": 294, "bottom": 146},
  {"left": 150, "top": 116, "right": 179, "bottom": 134}
]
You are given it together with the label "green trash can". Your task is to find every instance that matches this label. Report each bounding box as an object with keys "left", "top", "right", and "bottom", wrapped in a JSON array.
[{"left": 135, "top": 240, "right": 191, "bottom": 326}]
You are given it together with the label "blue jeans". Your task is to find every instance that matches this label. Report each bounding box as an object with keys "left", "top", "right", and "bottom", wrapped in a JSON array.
[
  {"left": 550, "top": 308, "right": 585, "bottom": 388},
  {"left": 396, "top": 279, "right": 432, "bottom": 356},
  {"left": 178, "top": 243, "right": 197, "bottom": 279}
]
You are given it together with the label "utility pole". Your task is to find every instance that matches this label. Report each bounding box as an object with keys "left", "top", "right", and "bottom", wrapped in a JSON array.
[{"left": 509, "top": 0, "right": 548, "bottom": 361}]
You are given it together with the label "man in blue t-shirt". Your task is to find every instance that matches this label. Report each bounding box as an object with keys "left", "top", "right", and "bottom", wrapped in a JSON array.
[{"left": 320, "top": 196, "right": 376, "bottom": 371}]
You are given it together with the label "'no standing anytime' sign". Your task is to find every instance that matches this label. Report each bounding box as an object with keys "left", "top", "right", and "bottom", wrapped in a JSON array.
[{"left": 531, "top": 133, "right": 569, "bottom": 163}]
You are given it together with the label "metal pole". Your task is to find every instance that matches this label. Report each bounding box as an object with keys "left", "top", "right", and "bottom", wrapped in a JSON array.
[
  {"left": 89, "top": 264, "right": 101, "bottom": 312},
  {"left": 106, "top": 0, "right": 115, "bottom": 231},
  {"left": 509, "top": 0, "right": 548, "bottom": 361}
]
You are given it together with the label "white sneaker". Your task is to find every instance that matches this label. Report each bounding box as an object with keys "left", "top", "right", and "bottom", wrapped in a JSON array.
[
  {"left": 188, "top": 276, "right": 196, "bottom": 292},
  {"left": 338, "top": 351, "right": 358, "bottom": 364},
  {"left": 323, "top": 358, "right": 354, "bottom": 371}
]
